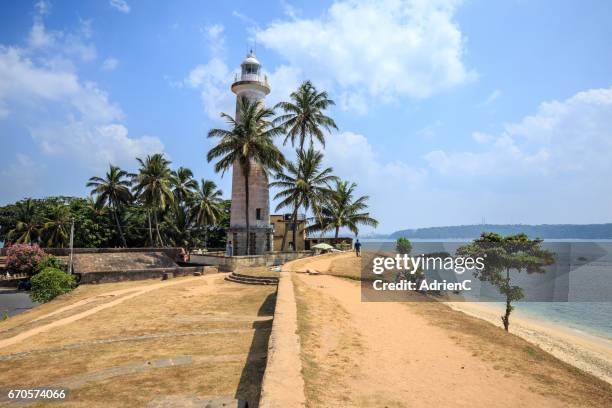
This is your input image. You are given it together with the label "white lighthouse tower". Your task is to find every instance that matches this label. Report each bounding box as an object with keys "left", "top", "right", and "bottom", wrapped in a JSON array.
[{"left": 228, "top": 50, "right": 273, "bottom": 255}]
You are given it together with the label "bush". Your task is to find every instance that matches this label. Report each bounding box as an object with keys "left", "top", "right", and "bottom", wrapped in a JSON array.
[
  {"left": 34, "top": 255, "right": 67, "bottom": 275},
  {"left": 396, "top": 237, "right": 412, "bottom": 255},
  {"left": 29, "top": 268, "right": 76, "bottom": 303},
  {"left": 6, "top": 244, "right": 44, "bottom": 276}
]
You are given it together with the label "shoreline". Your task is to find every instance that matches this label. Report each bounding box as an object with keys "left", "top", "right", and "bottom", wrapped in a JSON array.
[{"left": 448, "top": 301, "right": 612, "bottom": 384}]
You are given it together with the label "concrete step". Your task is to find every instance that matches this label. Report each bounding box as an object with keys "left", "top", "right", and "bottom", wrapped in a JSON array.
[
  {"left": 225, "top": 272, "right": 278, "bottom": 286},
  {"left": 231, "top": 272, "right": 279, "bottom": 283}
]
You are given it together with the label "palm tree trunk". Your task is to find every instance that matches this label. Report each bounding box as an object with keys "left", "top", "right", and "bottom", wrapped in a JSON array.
[
  {"left": 147, "top": 210, "right": 153, "bottom": 246},
  {"left": 335, "top": 225, "right": 340, "bottom": 238},
  {"left": 112, "top": 204, "right": 127, "bottom": 247},
  {"left": 154, "top": 210, "right": 163, "bottom": 246},
  {"left": 291, "top": 198, "right": 304, "bottom": 251},
  {"left": 280, "top": 223, "right": 289, "bottom": 251},
  {"left": 244, "top": 174, "right": 250, "bottom": 255},
  {"left": 204, "top": 226, "right": 208, "bottom": 249}
]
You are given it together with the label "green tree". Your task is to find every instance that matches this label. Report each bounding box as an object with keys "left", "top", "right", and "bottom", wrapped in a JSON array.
[
  {"left": 396, "top": 237, "right": 412, "bottom": 255},
  {"left": 271, "top": 147, "right": 337, "bottom": 250},
  {"left": 171, "top": 167, "right": 198, "bottom": 205},
  {"left": 7, "top": 199, "right": 39, "bottom": 244},
  {"left": 307, "top": 180, "right": 378, "bottom": 238},
  {"left": 207, "top": 97, "right": 285, "bottom": 254},
  {"left": 132, "top": 154, "right": 174, "bottom": 246},
  {"left": 456, "top": 233, "right": 555, "bottom": 331},
  {"left": 41, "top": 205, "right": 71, "bottom": 247},
  {"left": 193, "top": 179, "right": 224, "bottom": 248},
  {"left": 274, "top": 80, "right": 338, "bottom": 152},
  {"left": 87, "top": 165, "right": 132, "bottom": 247}
]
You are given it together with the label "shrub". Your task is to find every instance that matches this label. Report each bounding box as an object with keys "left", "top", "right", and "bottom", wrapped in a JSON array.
[
  {"left": 395, "top": 237, "right": 412, "bottom": 255},
  {"left": 29, "top": 268, "right": 76, "bottom": 303},
  {"left": 34, "top": 255, "right": 67, "bottom": 275},
  {"left": 6, "top": 244, "right": 44, "bottom": 276}
]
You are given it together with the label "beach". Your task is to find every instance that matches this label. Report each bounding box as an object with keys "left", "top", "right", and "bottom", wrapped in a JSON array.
[{"left": 448, "top": 301, "right": 612, "bottom": 385}]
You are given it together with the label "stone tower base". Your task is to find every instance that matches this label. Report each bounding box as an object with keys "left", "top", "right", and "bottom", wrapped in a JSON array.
[{"left": 228, "top": 226, "right": 273, "bottom": 256}]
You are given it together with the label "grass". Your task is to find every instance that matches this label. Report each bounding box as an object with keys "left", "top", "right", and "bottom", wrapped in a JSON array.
[{"left": 0, "top": 271, "right": 276, "bottom": 407}]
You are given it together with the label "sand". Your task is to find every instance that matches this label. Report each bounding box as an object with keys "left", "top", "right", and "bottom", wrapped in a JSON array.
[
  {"left": 448, "top": 301, "right": 612, "bottom": 384},
  {"left": 289, "top": 252, "right": 612, "bottom": 407}
]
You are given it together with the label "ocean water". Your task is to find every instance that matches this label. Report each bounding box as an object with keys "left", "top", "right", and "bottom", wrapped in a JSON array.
[{"left": 362, "top": 239, "right": 612, "bottom": 340}]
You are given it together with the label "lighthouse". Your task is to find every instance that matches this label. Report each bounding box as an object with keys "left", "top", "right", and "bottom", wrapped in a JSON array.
[{"left": 228, "top": 51, "right": 273, "bottom": 255}]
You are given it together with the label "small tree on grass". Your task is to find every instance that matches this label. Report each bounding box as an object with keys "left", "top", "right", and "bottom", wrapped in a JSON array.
[
  {"left": 457, "top": 233, "right": 555, "bottom": 332},
  {"left": 396, "top": 238, "right": 412, "bottom": 254},
  {"left": 30, "top": 268, "right": 76, "bottom": 303},
  {"left": 34, "top": 255, "right": 67, "bottom": 275},
  {"left": 6, "top": 244, "right": 44, "bottom": 276}
]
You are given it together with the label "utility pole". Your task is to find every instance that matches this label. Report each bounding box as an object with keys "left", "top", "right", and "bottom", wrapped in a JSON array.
[{"left": 68, "top": 218, "right": 75, "bottom": 274}]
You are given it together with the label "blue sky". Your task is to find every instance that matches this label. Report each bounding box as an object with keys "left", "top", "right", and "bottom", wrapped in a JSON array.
[{"left": 1, "top": 0, "right": 611, "bottom": 233}]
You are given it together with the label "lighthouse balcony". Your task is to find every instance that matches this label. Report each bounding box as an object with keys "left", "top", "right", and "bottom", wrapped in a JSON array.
[{"left": 234, "top": 72, "right": 269, "bottom": 85}]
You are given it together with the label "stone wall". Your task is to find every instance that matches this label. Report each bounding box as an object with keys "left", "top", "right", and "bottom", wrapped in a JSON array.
[
  {"left": 0, "top": 247, "right": 184, "bottom": 260},
  {"left": 76, "top": 266, "right": 218, "bottom": 284},
  {"left": 190, "top": 251, "right": 313, "bottom": 272}
]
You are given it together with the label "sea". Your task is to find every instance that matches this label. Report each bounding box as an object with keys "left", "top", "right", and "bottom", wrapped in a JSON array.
[{"left": 361, "top": 239, "right": 612, "bottom": 341}]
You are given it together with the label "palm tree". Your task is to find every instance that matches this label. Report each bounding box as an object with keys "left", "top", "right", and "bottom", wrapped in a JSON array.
[
  {"left": 271, "top": 147, "right": 337, "bottom": 250},
  {"left": 274, "top": 80, "right": 338, "bottom": 152},
  {"left": 307, "top": 180, "right": 379, "bottom": 238},
  {"left": 207, "top": 96, "right": 285, "bottom": 254},
  {"left": 87, "top": 164, "right": 132, "bottom": 247},
  {"left": 193, "top": 179, "right": 224, "bottom": 248},
  {"left": 7, "top": 198, "right": 39, "bottom": 244},
  {"left": 41, "top": 205, "right": 71, "bottom": 247},
  {"left": 171, "top": 167, "right": 198, "bottom": 205},
  {"left": 132, "top": 154, "right": 174, "bottom": 246}
]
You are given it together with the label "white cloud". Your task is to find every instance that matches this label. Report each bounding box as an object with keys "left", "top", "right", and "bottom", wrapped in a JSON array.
[
  {"left": 426, "top": 87, "right": 612, "bottom": 178},
  {"left": 102, "top": 57, "right": 119, "bottom": 71},
  {"left": 26, "top": 14, "right": 97, "bottom": 61},
  {"left": 0, "top": 5, "right": 164, "bottom": 173},
  {"left": 109, "top": 0, "right": 130, "bottom": 14},
  {"left": 0, "top": 154, "right": 45, "bottom": 200},
  {"left": 471, "top": 131, "right": 493, "bottom": 144},
  {"left": 256, "top": 0, "right": 473, "bottom": 111},
  {"left": 184, "top": 58, "right": 234, "bottom": 121},
  {"left": 31, "top": 123, "right": 163, "bottom": 170},
  {"left": 482, "top": 89, "right": 502, "bottom": 106}
]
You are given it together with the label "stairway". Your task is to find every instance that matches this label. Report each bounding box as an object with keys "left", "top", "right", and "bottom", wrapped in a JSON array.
[{"left": 224, "top": 272, "right": 279, "bottom": 285}]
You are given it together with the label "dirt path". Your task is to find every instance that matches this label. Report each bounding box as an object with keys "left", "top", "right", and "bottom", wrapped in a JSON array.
[
  {"left": 0, "top": 276, "right": 206, "bottom": 350},
  {"left": 297, "top": 273, "right": 563, "bottom": 407},
  {"left": 291, "top": 253, "right": 612, "bottom": 407}
]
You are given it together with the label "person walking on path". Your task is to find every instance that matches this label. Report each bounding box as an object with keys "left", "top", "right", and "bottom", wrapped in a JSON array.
[{"left": 354, "top": 239, "right": 362, "bottom": 257}]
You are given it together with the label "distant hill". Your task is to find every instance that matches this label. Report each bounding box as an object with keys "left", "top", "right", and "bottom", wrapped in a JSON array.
[{"left": 389, "top": 224, "right": 612, "bottom": 239}]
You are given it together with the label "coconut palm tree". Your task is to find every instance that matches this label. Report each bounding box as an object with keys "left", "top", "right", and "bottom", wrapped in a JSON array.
[
  {"left": 7, "top": 198, "right": 39, "bottom": 244},
  {"left": 87, "top": 165, "right": 132, "bottom": 247},
  {"left": 132, "top": 154, "right": 174, "bottom": 246},
  {"left": 307, "top": 180, "right": 379, "bottom": 238},
  {"left": 171, "top": 167, "right": 198, "bottom": 205},
  {"left": 193, "top": 179, "right": 224, "bottom": 248},
  {"left": 41, "top": 205, "right": 71, "bottom": 247},
  {"left": 271, "top": 147, "right": 337, "bottom": 250},
  {"left": 207, "top": 96, "right": 285, "bottom": 254},
  {"left": 274, "top": 80, "right": 338, "bottom": 152}
]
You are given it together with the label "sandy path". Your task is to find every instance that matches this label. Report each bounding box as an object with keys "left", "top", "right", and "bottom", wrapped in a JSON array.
[
  {"left": 0, "top": 276, "right": 207, "bottom": 350},
  {"left": 294, "top": 257, "right": 575, "bottom": 407}
]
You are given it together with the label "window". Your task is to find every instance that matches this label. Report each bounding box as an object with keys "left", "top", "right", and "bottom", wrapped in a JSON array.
[{"left": 256, "top": 208, "right": 262, "bottom": 220}]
